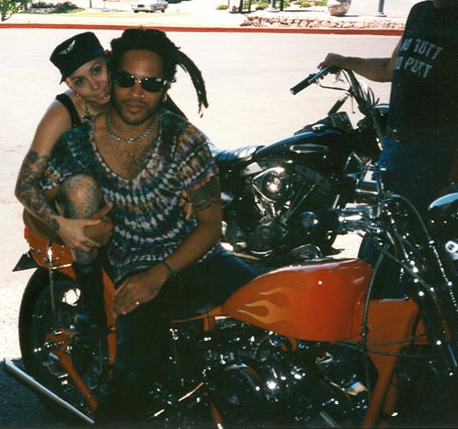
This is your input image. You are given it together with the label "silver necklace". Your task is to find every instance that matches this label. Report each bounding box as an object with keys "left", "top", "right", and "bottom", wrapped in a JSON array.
[
  {"left": 105, "top": 110, "right": 156, "bottom": 144},
  {"left": 82, "top": 100, "right": 92, "bottom": 121},
  {"left": 83, "top": 100, "right": 109, "bottom": 121}
]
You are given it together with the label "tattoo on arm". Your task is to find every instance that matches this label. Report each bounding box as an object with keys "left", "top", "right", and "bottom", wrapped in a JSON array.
[
  {"left": 189, "top": 176, "right": 221, "bottom": 213},
  {"left": 15, "top": 150, "right": 61, "bottom": 231}
]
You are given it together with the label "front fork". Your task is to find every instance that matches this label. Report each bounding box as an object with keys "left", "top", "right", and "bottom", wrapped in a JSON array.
[
  {"left": 42, "top": 240, "right": 117, "bottom": 414},
  {"left": 44, "top": 240, "right": 100, "bottom": 412},
  {"left": 45, "top": 329, "right": 99, "bottom": 412}
]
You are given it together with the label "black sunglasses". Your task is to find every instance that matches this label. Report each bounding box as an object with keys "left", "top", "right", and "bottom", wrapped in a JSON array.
[{"left": 112, "top": 71, "right": 168, "bottom": 93}]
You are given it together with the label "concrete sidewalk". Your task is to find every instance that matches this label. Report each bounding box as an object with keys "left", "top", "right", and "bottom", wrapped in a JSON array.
[{"left": 0, "top": 0, "right": 419, "bottom": 33}]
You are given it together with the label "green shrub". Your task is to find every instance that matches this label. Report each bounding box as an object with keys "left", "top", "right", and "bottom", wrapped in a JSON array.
[
  {"left": 30, "top": 1, "right": 50, "bottom": 7},
  {"left": 254, "top": 1, "right": 269, "bottom": 10},
  {"left": 216, "top": 3, "right": 227, "bottom": 9},
  {"left": 27, "top": 1, "right": 80, "bottom": 12},
  {"left": 252, "top": 0, "right": 291, "bottom": 10},
  {"left": 0, "top": 0, "right": 22, "bottom": 21},
  {"left": 28, "top": 1, "right": 79, "bottom": 13},
  {"left": 296, "top": 0, "right": 311, "bottom": 6},
  {"left": 294, "top": 0, "right": 326, "bottom": 7},
  {"left": 53, "top": 1, "right": 79, "bottom": 12}
]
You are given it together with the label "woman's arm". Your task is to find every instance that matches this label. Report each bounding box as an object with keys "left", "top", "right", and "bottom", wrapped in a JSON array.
[
  {"left": 15, "top": 98, "right": 105, "bottom": 252},
  {"left": 113, "top": 175, "right": 222, "bottom": 316}
]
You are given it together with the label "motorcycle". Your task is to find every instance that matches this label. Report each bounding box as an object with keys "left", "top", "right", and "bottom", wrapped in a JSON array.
[
  {"left": 213, "top": 65, "right": 387, "bottom": 267},
  {"left": 5, "top": 161, "right": 458, "bottom": 427}
]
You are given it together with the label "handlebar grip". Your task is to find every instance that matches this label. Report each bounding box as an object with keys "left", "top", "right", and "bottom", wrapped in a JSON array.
[{"left": 290, "top": 66, "right": 339, "bottom": 95}]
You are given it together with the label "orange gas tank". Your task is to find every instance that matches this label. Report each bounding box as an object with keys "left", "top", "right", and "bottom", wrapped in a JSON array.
[{"left": 223, "top": 258, "right": 372, "bottom": 342}]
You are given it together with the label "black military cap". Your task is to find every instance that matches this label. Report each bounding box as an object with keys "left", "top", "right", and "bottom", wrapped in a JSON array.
[{"left": 50, "top": 31, "right": 104, "bottom": 82}]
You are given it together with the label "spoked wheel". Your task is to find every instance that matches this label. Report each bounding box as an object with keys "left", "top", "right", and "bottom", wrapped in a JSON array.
[{"left": 18, "top": 268, "right": 108, "bottom": 414}]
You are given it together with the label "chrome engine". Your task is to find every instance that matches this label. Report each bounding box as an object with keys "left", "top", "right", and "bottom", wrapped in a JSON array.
[
  {"left": 172, "top": 317, "right": 373, "bottom": 428},
  {"left": 222, "top": 161, "right": 335, "bottom": 263}
]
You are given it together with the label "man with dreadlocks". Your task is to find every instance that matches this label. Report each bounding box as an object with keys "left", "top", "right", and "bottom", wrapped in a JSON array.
[{"left": 42, "top": 28, "right": 259, "bottom": 423}]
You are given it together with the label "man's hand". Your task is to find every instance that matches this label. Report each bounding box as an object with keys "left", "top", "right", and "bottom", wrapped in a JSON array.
[
  {"left": 318, "top": 53, "right": 344, "bottom": 69},
  {"left": 113, "top": 263, "right": 171, "bottom": 317}
]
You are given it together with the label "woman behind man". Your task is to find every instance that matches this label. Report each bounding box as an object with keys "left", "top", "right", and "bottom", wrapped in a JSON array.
[
  {"left": 15, "top": 31, "right": 112, "bottom": 252},
  {"left": 15, "top": 30, "right": 188, "bottom": 254}
]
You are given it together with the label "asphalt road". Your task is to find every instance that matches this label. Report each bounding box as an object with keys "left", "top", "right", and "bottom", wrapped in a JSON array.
[{"left": 0, "top": 29, "right": 399, "bottom": 427}]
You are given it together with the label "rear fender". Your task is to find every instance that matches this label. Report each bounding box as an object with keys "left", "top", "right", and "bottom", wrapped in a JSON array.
[
  {"left": 13, "top": 251, "right": 40, "bottom": 271},
  {"left": 22, "top": 226, "right": 75, "bottom": 278}
]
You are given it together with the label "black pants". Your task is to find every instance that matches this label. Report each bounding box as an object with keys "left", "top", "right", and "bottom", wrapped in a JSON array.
[
  {"left": 108, "top": 251, "right": 259, "bottom": 422},
  {"left": 358, "top": 133, "right": 457, "bottom": 299}
]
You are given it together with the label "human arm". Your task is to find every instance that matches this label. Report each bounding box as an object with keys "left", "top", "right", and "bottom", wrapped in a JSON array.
[
  {"left": 15, "top": 98, "right": 105, "bottom": 251},
  {"left": 113, "top": 176, "right": 222, "bottom": 317},
  {"left": 178, "top": 190, "right": 193, "bottom": 220},
  {"left": 318, "top": 39, "right": 401, "bottom": 83}
]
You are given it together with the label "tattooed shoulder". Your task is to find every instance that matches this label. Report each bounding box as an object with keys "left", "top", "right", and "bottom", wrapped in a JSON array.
[{"left": 189, "top": 176, "right": 221, "bottom": 212}]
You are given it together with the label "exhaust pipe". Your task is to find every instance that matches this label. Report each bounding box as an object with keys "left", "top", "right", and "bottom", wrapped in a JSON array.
[{"left": 3, "top": 359, "right": 95, "bottom": 425}]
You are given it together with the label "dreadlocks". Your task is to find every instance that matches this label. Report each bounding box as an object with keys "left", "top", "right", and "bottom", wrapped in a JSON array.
[{"left": 109, "top": 27, "right": 208, "bottom": 116}]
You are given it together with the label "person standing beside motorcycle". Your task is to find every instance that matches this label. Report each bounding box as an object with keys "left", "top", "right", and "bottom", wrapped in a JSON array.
[
  {"left": 318, "top": 0, "right": 458, "bottom": 298},
  {"left": 319, "top": 0, "right": 458, "bottom": 217},
  {"left": 41, "top": 27, "right": 259, "bottom": 424}
]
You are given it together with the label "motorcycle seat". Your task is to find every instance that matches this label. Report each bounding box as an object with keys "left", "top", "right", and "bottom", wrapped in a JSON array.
[{"left": 213, "top": 145, "right": 262, "bottom": 168}]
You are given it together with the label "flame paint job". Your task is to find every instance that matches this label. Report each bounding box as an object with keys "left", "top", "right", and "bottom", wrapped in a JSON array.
[{"left": 223, "top": 258, "right": 372, "bottom": 341}]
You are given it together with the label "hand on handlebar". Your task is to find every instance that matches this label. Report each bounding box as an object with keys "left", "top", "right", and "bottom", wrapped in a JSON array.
[{"left": 317, "top": 53, "right": 346, "bottom": 70}]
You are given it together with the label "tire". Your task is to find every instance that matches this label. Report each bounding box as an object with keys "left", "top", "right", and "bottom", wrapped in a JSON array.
[
  {"left": 18, "top": 269, "right": 106, "bottom": 415},
  {"left": 19, "top": 269, "right": 78, "bottom": 373}
]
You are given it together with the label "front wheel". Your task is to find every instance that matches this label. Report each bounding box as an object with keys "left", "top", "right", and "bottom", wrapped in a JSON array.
[{"left": 19, "top": 268, "right": 108, "bottom": 414}]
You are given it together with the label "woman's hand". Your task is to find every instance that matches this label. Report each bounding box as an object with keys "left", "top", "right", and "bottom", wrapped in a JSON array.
[
  {"left": 85, "top": 203, "right": 113, "bottom": 246},
  {"left": 58, "top": 203, "right": 113, "bottom": 252},
  {"left": 58, "top": 217, "right": 105, "bottom": 253}
]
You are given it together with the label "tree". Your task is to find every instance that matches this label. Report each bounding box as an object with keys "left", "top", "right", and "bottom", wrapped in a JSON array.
[{"left": 0, "top": 0, "right": 23, "bottom": 21}]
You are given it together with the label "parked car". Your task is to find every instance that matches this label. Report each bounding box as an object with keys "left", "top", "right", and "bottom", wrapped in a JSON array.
[{"left": 131, "top": 0, "right": 168, "bottom": 13}]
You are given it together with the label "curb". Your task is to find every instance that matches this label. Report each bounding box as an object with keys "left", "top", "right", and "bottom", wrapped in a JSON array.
[{"left": 0, "top": 21, "right": 403, "bottom": 35}]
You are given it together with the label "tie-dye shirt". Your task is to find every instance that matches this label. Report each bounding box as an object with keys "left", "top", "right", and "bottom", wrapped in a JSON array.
[{"left": 42, "top": 109, "right": 223, "bottom": 286}]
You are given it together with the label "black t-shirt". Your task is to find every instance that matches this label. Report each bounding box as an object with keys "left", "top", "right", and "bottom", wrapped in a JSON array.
[{"left": 388, "top": 1, "right": 458, "bottom": 130}]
